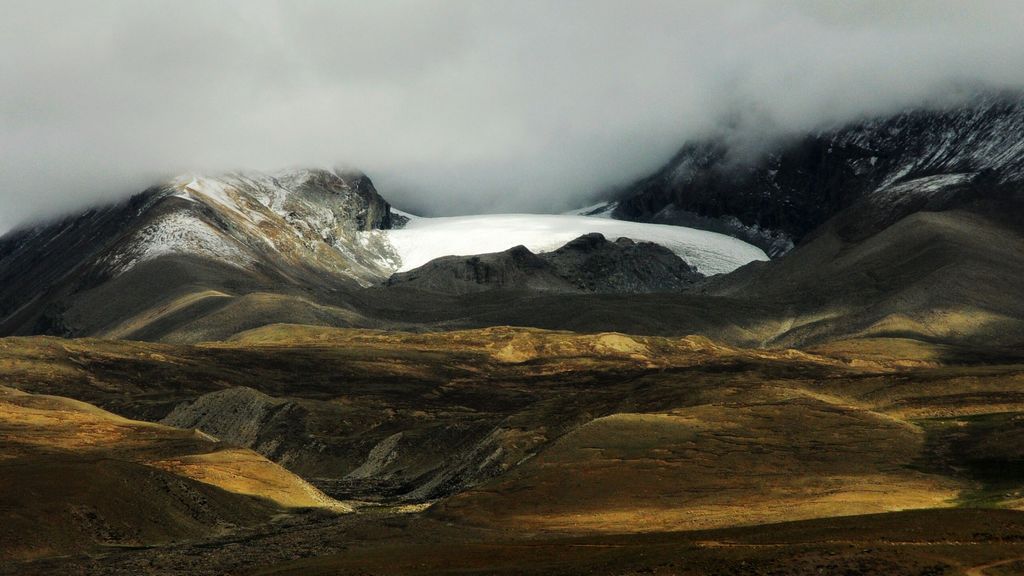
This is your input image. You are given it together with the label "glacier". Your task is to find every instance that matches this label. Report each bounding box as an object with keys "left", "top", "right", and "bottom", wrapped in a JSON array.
[{"left": 383, "top": 213, "right": 768, "bottom": 276}]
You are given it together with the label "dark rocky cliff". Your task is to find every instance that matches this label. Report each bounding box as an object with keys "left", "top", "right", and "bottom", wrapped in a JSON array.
[
  {"left": 386, "top": 233, "right": 702, "bottom": 294},
  {"left": 613, "top": 93, "right": 1024, "bottom": 256}
]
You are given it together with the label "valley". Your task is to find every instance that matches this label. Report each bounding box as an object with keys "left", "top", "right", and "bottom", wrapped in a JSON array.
[{"left": 3, "top": 327, "right": 1024, "bottom": 574}]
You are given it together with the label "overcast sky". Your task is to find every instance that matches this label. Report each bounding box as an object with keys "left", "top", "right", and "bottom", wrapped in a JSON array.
[{"left": 3, "top": 1, "right": 1024, "bottom": 232}]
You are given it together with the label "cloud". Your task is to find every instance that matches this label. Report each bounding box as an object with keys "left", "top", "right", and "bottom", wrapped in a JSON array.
[{"left": 3, "top": 0, "right": 1024, "bottom": 231}]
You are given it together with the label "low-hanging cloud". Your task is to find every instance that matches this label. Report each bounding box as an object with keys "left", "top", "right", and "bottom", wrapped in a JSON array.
[{"left": 3, "top": 0, "right": 1024, "bottom": 232}]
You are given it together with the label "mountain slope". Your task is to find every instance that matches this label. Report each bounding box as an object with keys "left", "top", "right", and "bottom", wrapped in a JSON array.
[
  {"left": 0, "top": 167, "right": 774, "bottom": 342},
  {"left": 0, "top": 169, "right": 397, "bottom": 338},
  {"left": 0, "top": 385, "right": 344, "bottom": 560},
  {"left": 612, "top": 92, "right": 1024, "bottom": 255},
  {"left": 702, "top": 203, "right": 1024, "bottom": 348}
]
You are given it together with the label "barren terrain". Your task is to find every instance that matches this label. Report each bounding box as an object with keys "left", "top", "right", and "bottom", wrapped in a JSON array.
[{"left": 3, "top": 327, "right": 1024, "bottom": 574}]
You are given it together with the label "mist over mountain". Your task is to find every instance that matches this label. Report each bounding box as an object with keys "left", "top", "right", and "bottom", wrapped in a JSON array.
[
  {"left": 5, "top": 1, "right": 1024, "bottom": 233},
  {"left": 610, "top": 91, "right": 1024, "bottom": 255}
]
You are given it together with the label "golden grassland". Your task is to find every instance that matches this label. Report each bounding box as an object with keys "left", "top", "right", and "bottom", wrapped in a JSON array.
[
  {"left": 0, "top": 385, "right": 346, "bottom": 560},
  {"left": 3, "top": 325, "right": 1024, "bottom": 574}
]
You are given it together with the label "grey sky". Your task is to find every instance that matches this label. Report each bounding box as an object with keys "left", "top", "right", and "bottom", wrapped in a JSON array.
[{"left": 3, "top": 1, "right": 1024, "bottom": 232}]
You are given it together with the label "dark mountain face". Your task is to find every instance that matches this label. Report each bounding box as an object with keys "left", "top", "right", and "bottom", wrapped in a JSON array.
[
  {"left": 385, "top": 233, "right": 702, "bottom": 295},
  {"left": 613, "top": 93, "right": 1024, "bottom": 256},
  {"left": 387, "top": 245, "right": 562, "bottom": 294},
  {"left": 544, "top": 233, "right": 703, "bottom": 292}
]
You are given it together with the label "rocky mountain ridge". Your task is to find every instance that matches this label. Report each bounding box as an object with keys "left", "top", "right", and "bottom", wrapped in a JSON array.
[
  {"left": 0, "top": 169, "right": 398, "bottom": 337},
  {"left": 386, "top": 232, "right": 702, "bottom": 294},
  {"left": 612, "top": 92, "right": 1024, "bottom": 255}
]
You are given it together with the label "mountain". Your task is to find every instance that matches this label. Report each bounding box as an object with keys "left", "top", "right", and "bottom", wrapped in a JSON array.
[
  {"left": 612, "top": 92, "right": 1024, "bottom": 256},
  {"left": 347, "top": 93, "right": 1024, "bottom": 350},
  {"left": 394, "top": 194, "right": 1023, "bottom": 350},
  {"left": 4, "top": 94, "right": 1024, "bottom": 351},
  {"left": 0, "top": 173, "right": 768, "bottom": 342},
  {"left": 0, "top": 169, "right": 398, "bottom": 338},
  {"left": 385, "top": 233, "right": 702, "bottom": 294},
  {"left": 702, "top": 204, "right": 1024, "bottom": 348}
]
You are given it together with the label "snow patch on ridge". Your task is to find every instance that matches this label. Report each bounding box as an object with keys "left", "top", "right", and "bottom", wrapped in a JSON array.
[
  {"left": 174, "top": 176, "right": 251, "bottom": 221},
  {"left": 383, "top": 214, "right": 768, "bottom": 276},
  {"left": 107, "top": 211, "right": 251, "bottom": 274},
  {"left": 873, "top": 173, "right": 974, "bottom": 202},
  {"left": 563, "top": 201, "right": 617, "bottom": 218}
]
